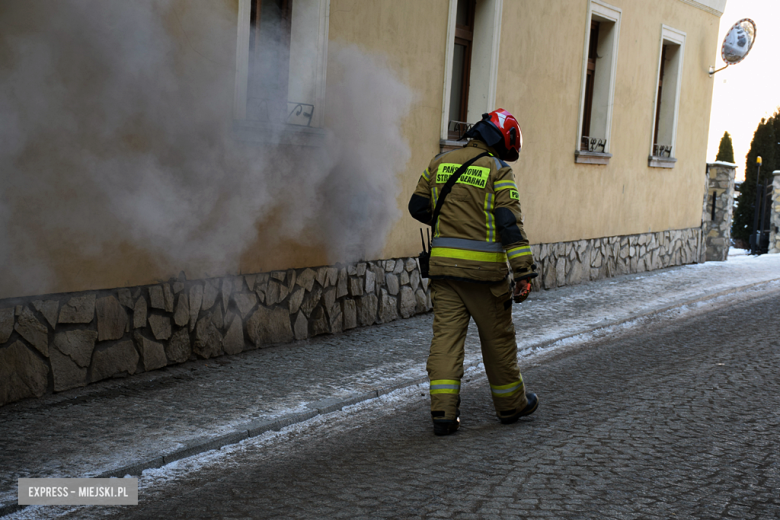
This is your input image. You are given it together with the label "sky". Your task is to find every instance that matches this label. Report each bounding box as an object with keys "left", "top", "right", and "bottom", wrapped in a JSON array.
[{"left": 706, "top": 0, "right": 780, "bottom": 180}]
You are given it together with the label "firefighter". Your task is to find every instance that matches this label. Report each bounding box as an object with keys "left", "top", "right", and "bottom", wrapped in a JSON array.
[{"left": 408, "top": 109, "right": 538, "bottom": 436}]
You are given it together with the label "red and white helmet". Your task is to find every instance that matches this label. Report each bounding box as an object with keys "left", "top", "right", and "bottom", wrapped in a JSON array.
[
  {"left": 466, "top": 108, "right": 523, "bottom": 161},
  {"left": 486, "top": 108, "right": 522, "bottom": 161}
]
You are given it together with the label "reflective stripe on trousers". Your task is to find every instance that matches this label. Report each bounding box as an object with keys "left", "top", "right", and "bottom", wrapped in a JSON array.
[
  {"left": 430, "top": 379, "right": 461, "bottom": 395},
  {"left": 490, "top": 378, "right": 524, "bottom": 397}
]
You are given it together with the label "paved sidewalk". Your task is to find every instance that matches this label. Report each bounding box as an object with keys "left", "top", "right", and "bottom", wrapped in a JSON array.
[{"left": 2, "top": 250, "right": 780, "bottom": 516}]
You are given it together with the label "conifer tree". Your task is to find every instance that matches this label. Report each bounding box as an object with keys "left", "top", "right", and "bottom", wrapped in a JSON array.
[
  {"left": 715, "top": 131, "right": 735, "bottom": 163},
  {"left": 732, "top": 114, "right": 779, "bottom": 244}
]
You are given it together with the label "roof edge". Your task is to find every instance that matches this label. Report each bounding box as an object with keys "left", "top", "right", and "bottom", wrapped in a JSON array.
[{"left": 677, "top": 0, "right": 726, "bottom": 16}]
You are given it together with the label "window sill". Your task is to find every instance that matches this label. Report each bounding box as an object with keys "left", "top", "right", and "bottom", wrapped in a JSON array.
[
  {"left": 574, "top": 151, "right": 612, "bottom": 165},
  {"left": 648, "top": 156, "right": 677, "bottom": 169},
  {"left": 232, "top": 120, "right": 329, "bottom": 148},
  {"left": 440, "top": 139, "right": 468, "bottom": 154}
]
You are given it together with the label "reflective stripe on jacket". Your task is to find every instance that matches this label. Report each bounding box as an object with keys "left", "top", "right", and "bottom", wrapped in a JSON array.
[{"left": 408, "top": 140, "right": 534, "bottom": 283}]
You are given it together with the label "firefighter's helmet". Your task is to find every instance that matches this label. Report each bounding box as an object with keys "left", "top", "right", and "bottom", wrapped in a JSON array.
[{"left": 465, "top": 108, "right": 523, "bottom": 162}]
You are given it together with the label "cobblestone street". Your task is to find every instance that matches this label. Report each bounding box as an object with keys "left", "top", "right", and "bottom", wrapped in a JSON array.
[{"left": 23, "top": 285, "right": 780, "bottom": 519}]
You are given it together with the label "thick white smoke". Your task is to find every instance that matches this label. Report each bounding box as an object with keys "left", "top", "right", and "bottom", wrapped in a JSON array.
[{"left": 0, "top": 1, "right": 415, "bottom": 298}]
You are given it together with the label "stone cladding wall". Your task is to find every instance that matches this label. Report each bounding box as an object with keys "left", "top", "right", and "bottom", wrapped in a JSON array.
[
  {"left": 0, "top": 227, "right": 703, "bottom": 407},
  {"left": 702, "top": 162, "right": 736, "bottom": 261},
  {"left": 769, "top": 171, "right": 780, "bottom": 254},
  {"left": 0, "top": 258, "right": 431, "bottom": 406},
  {"left": 528, "top": 227, "right": 703, "bottom": 291}
]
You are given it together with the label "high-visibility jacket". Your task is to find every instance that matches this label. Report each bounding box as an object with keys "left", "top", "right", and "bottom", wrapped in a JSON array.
[{"left": 408, "top": 140, "right": 535, "bottom": 283}]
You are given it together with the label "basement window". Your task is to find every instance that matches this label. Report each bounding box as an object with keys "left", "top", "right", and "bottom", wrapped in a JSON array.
[
  {"left": 233, "top": 0, "right": 329, "bottom": 134},
  {"left": 649, "top": 26, "right": 685, "bottom": 169},
  {"left": 575, "top": 0, "right": 621, "bottom": 165},
  {"left": 440, "top": 0, "right": 504, "bottom": 152}
]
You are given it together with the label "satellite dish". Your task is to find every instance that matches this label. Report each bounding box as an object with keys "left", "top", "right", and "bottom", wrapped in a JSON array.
[{"left": 710, "top": 18, "right": 756, "bottom": 76}]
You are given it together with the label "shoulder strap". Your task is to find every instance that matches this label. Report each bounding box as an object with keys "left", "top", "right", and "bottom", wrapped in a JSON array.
[{"left": 430, "top": 151, "right": 491, "bottom": 228}]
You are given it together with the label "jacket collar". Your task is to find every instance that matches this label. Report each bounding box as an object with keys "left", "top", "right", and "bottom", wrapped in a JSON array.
[{"left": 467, "top": 139, "right": 499, "bottom": 157}]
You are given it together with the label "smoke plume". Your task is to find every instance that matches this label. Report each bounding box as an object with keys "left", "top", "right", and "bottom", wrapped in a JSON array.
[{"left": 0, "top": 0, "right": 415, "bottom": 299}]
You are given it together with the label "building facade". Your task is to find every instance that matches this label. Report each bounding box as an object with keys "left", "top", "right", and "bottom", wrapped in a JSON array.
[{"left": 0, "top": 0, "right": 726, "bottom": 405}]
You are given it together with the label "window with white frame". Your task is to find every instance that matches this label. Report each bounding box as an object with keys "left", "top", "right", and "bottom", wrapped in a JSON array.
[
  {"left": 649, "top": 26, "right": 685, "bottom": 168},
  {"left": 234, "top": 0, "right": 329, "bottom": 129},
  {"left": 575, "top": 0, "right": 621, "bottom": 164},
  {"left": 441, "top": 0, "right": 503, "bottom": 147}
]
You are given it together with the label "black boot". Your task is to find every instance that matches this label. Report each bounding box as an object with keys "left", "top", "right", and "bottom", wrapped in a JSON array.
[
  {"left": 432, "top": 398, "right": 461, "bottom": 436},
  {"left": 497, "top": 392, "right": 539, "bottom": 425}
]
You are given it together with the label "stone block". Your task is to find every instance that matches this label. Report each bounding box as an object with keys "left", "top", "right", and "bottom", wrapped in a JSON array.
[
  {"left": 0, "top": 307, "right": 14, "bottom": 344},
  {"left": 265, "top": 280, "right": 281, "bottom": 306},
  {"left": 59, "top": 294, "right": 96, "bottom": 324},
  {"left": 286, "top": 270, "right": 297, "bottom": 293},
  {"left": 365, "top": 269, "right": 376, "bottom": 294},
  {"left": 173, "top": 293, "right": 189, "bottom": 328},
  {"left": 149, "top": 285, "right": 165, "bottom": 310},
  {"left": 555, "top": 257, "right": 566, "bottom": 287},
  {"left": 322, "top": 287, "right": 337, "bottom": 312},
  {"left": 53, "top": 330, "right": 97, "bottom": 368},
  {"left": 342, "top": 300, "right": 357, "bottom": 330},
  {"left": 386, "top": 273, "right": 400, "bottom": 296},
  {"left": 293, "top": 312, "right": 308, "bottom": 340},
  {"left": 50, "top": 348, "right": 87, "bottom": 392},
  {"left": 393, "top": 260, "right": 404, "bottom": 275},
  {"left": 232, "top": 292, "right": 258, "bottom": 319},
  {"left": 166, "top": 328, "right": 191, "bottom": 364},
  {"left": 0, "top": 341, "right": 49, "bottom": 405},
  {"left": 270, "top": 271, "right": 286, "bottom": 282},
  {"left": 222, "top": 314, "right": 244, "bottom": 355},
  {"left": 163, "top": 284, "right": 175, "bottom": 312},
  {"left": 421, "top": 277, "right": 429, "bottom": 292},
  {"left": 288, "top": 287, "right": 305, "bottom": 315},
  {"left": 378, "top": 289, "right": 398, "bottom": 324},
  {"left": 295, "top": 269, "right": 317, "bottom": 292},
  {"left": 91, "top": 340, "right": 139, "bottom": 382},
  {"left": 96, "top": 296, "right": 128, "bottom": 342},
  {"left": 188, "top": 284, "right": 204, "bottom": 331},
  {"left": 543, "top": 260, "right": 556, "bottom": 290},
  {"left": 133, "top": 296, "right": 147, "bottom": 329},
  {"left": 309, "top": 306, "right": 329, "bottom": 337},
  {"left": 118, "top": 288, "right": 133, "bottom": 309},
  {"left": 347, "top": 264, "right": 357, "bottom": 276},
  {"left": 247, "top": 306, "right": 293, "bottom": 346},
  {"left": 399, "top": 287, "right": 417, "bottom": 318},
  {"left": 326, "top": 303, "right": 343, "bottom": 334},
  {"left": 405, "top": 258, "right": 417, "bottom": 272},
  {"left": 211, "top": 305, "right": 224, "bottom": 330},
  {"left": 136, "top": 333, "right": 167, "bottom": 371},
  {"left": 244, "top": 274, "right": 257, "bottom": 292},
  {"left": 384, "top": 260, "right": 395, "bottom": 272},
  {"left": 566, "top": 257, "right": 587, "bottom": 286},
  {"left": 372, "top": 265, "right": 385, "bottom": 289},
  {"left": 415, "top": 288, "right": 429, "bottom": 313},
  {"left": 325, "top": 267, "right": 339, "bottom": 287},
  {"left": 148, "top": 315, "right": 172, "bottom": 340},
  {"left": 349, "top": 276, "right": 364, "bottom": 297},
  {"left": 400, "top": 271, "right": 410, "bottom": 286},
  {"left": 410, "top": 270, "right": 420, "bottom": 292},
  {"left": 202, "top": 280, "right": 219, "bottom": 311},
  {"left": 15, "top": 307, "right": 48, "bottom": 357},
  {"left": 193, "top": 315, "right": 223, "bottom": 359},
  {"left": 357, "top": 294, "right": 378, "bottom": 327},
  {"left": 316, "top": 267, "right": 328, "bottom": 287},
  {"left": 32, "top": 300, "right": 59, "bottom": 329},
  {"left": 336, "top": 269, "right": 349, "bottom": 298},
  {"left": 357, "top": 263, "right": 367, "bottom": 276},
  {"left": 301, "top": 285, "right": 322, "bottom": 317},
  {"left": 221, "top": 278, "right": 232, "bottom": 313}
]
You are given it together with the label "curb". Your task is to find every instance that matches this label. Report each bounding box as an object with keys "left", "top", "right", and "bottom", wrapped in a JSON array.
[{"left": 3, "top": 277, "right": 780, "bottom": 518}]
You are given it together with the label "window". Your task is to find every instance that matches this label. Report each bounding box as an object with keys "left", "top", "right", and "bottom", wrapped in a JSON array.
[
  {"left": 575, "top": 1, "right": 621, "bottom": 165},
  {"left": 441, "top": 0, "right": 503, "bottom": 149},
  {"left": 448, "top": 0, "right": 475, "bottom": 140},
  {"left": 234, "top": 0, "right": 329, "bottom": 129},
  {"left": 649, "top": 26, "right": 685, "bottom": 168}
]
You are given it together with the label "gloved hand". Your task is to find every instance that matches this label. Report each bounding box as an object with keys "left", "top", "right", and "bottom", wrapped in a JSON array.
[{"left": 513, "top": 279, "right": 531, "bottom": 303}]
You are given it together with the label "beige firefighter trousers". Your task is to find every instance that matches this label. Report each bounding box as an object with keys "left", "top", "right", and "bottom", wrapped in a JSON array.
[{"left": 427, "top": 278, "right": 528, "bottom": 420}]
